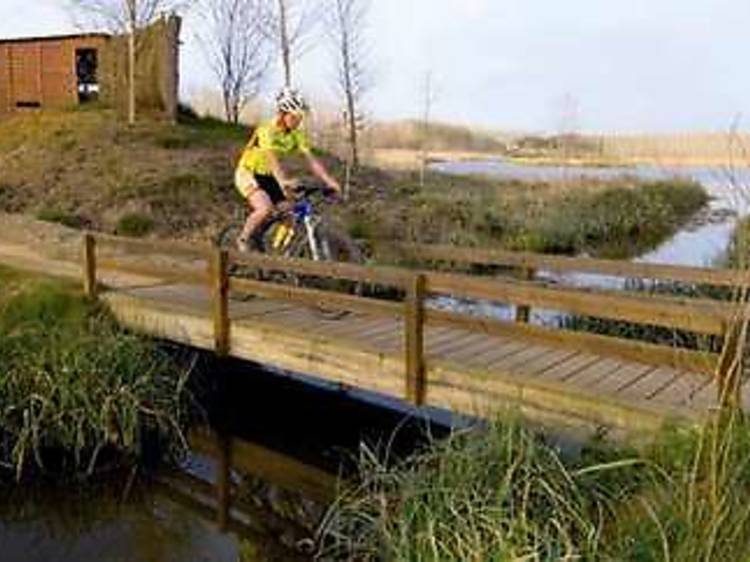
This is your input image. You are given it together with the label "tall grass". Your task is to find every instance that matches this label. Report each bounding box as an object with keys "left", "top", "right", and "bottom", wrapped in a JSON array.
[
  {"left": 0, "top": 272, "right": 191, "bottom": 480},
  {"left": 352, "top": 175, "right": 707, "bottom": 258},
  {"left": 316, "top": 411, "right": 750, "bottom": 562}
]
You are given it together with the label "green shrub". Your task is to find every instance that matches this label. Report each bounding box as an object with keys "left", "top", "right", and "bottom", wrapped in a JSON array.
[
  {"left": 115, "top": 213, "right": 155, "bottom": 237},
  {"left": 36, "top": 207, "right": 87, "bottom": 229},
  {"left": 155, "top": 134, "right": 193, "bottom": 149},
  {"left": 0, "top": 184, "right": 15, "bottom": 209}
]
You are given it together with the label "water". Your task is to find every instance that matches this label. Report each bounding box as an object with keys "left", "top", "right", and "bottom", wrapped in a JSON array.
[
  {"left": 0, "top": 484, "right": 241, "bottom": 562},
  {"left": 430, "top": 159, "right": 750, "bottom": 322},
  {"left": 0, "top": 354, "right": 452, "bottom": 561}
]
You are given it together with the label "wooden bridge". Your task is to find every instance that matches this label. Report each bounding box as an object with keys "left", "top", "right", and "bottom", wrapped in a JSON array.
[{"left": 4, "top": 231, "right": 749, "bottom": 436}]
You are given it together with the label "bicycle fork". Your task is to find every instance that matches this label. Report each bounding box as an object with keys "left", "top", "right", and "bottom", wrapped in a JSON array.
[{"left": 304, "top": 216, "right": 331, "bottom": 261}]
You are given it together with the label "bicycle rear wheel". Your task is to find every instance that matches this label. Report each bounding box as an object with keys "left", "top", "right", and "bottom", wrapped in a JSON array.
[{"left": 284, "top": 224, "right": 364, "bottom": 319}]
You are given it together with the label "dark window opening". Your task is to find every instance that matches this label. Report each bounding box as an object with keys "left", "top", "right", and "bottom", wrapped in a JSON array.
[
  {"left": 16, "top": 101, "right": 41, "bottom": 108},
  {"left": 76, "top": 48, "right": 99, "bottom": 103}
]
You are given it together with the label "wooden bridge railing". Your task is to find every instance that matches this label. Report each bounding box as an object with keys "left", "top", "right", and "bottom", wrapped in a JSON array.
[
  {"left": 392, "top": 243, "right": 750, "bottom": 287},
  {"left": 81, "top": 233, "right": 747, "bottom": 408}
]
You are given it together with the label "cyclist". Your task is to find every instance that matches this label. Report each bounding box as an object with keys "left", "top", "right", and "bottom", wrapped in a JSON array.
[{"left": 234, "top": 87, "right": 342, "bottom": 252}]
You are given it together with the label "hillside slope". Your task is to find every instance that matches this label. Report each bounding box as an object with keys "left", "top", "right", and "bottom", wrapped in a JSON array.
[
  {"left": 0, "top": 108, "right": 708, "bottom": 258},
  {"left": 0, "top": 109, "right": 249, "bottom": 238}
]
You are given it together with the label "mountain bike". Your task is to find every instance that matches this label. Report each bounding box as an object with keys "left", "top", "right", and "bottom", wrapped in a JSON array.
[{"left": 216, "top": 183, "right": 363, "bottom": 314}]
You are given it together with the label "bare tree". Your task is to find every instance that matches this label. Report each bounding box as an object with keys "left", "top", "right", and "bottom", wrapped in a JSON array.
[
  {"left": 326, "top": 0, "right": 370, "bottom": 169},
  {"left": 258, "top": 0, "right": 319, "bottom": 86},
  {"left": 419, "top": 70, "right": 437, "bottom": 188},
  {"left": 68, "top": 0, "right": 191, "bottom": 124},
  {"left": 197, "top": 0, "right": 271, "bottom": 124},
  {"left": 69, "top": 0, "right": 189, "bottom": 30}
]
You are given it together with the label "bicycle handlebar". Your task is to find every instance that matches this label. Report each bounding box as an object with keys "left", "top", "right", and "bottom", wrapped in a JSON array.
[{"left": 292, "top": 183, "right": 340, "bottom": 202}]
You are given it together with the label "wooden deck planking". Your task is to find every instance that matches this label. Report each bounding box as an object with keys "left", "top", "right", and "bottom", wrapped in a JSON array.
[
  {"left": 486, "top": 345, "right": 557, "bottom": 374},
  {"left": 565, "top": 359, "right": 624, "bottom": 388},
  {"left": 536, "top": 353, "right": 602, "bottom": 382},
  {"left": 616, "top": 367, "right": 680, "bottom": 401},
  {"left": 439, "top": 335, "right": 511, "bottom": 365},
  {"left": 424, "top": 327, "right": 465, "bottom": 351},
  {"left": 470, "top": 340, "right": 533, "bottom": 368},
  {"left": 428, "top": 331, "right": 488, "bottom": 359},
  {"left": 514, "top": 348, "right": 580, "bottom": 377},
  {"left": 650, "top": 371, "right": 712, "bottom": 407},
  {"left": 100, "top": 283, "right": 717, "bottom": 433},
  {"left": 588, "top": 362, "right": 655, "bottom": 395}
]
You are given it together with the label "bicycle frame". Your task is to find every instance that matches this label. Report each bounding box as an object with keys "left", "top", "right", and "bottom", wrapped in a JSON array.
[{"left": 284, "top": 196, "right": 329, "bottom": 260}]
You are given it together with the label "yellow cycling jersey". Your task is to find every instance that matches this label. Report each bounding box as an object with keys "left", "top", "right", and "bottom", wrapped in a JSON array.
[{"left": 238, "top": 119, "right": 312, "bottom": 175}]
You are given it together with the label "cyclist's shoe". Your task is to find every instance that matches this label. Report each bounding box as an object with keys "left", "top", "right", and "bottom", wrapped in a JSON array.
[
  {"left": 250, "top": 232, "right": 266, "bottom": 252},
  {"left": 236, "top": 234, "right": 265, "bottom": 253},
  {"left": 236, "top": 237, "right": 251, "bottom": 253}
]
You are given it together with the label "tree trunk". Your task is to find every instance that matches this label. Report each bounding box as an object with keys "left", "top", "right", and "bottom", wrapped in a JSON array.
[
  {"left": 341, "top": 31, "right": 359, "bottom": 168},
  {"left": 277, "top": 0, "right": 291, "bottom": 86},
  {"left": 127, "top": 0, "right": 137, "bottom": 125}
]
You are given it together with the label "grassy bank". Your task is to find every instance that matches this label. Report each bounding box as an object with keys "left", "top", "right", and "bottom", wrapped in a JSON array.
[
  {"left": 350, "top": 173, "right": 708, "bottom": 259},
  {"left": 0, "top": 109, "right": 708, "bottom": 259},
  {"left": 317, "top": 412, "right": 750, "bottom": 561},
  {"left": 0, "top": 267, "right": 190, "bottom": 480}
]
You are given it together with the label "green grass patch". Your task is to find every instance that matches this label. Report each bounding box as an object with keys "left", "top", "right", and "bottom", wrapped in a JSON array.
[
  {"left": 510, "top": 179, "right": 709, "bottom": 257},
  {"left": 149, "top": 107, "right": 249, "bottom": 149},
  {"left": 353, "top": 173, "right": 708, "bottom": 259},
  {"left": 0, "top": 272, "right": 190, "bottom": 480},
  {"left": 115, "top": 212, "right": 155, "bottom": 237},
  {"left": 318, "top": 413, "right": 750, "bottom": 561},
  {"left": 35, "top": 207, "right": 87, "bottom": 230}
]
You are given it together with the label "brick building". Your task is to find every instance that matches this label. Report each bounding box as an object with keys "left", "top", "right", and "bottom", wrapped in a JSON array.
[
  {"left": 0, "top": 16, "right": 181, "bottom": 119},
  {"left": 0, "top": 33, "right": 108, "bottom": 114}
]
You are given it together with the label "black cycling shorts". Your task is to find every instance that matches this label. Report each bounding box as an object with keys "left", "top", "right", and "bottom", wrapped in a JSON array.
[{"left": 254, "top": 174, "right": 287, "bottom": 205}]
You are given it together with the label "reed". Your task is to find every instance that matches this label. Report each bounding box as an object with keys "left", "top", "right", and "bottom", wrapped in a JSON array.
[
  {"left": 316, "top": 411, "right": 750, "bottom": 562},
  {"left": 0, "top": 271, "right": 191, "bottom": 480}
]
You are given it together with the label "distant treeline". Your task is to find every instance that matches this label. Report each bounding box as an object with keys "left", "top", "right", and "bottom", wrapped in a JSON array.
[
  {"left": 509, "top": 131, "right": 750, "bottom": 163},
  {"left": 363, "top": 120, "right": 508, "bottom": 153}
]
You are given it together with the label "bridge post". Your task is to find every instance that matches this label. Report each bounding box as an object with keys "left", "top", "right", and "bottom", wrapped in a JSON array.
[
  {"left": 215, "top": 431, "right": 232, "bottom": 530},
  {"left": 82, "top": 233, "right": 97, "bottom": 299},
  {"left": 406, "top": 273, "right": 427, "bottom": 405},
  {"left": 211, "top": 249, "right": 230, "bottom": 356},
  {"left": 515, "top": 267, "right": 535, "bottom": 323}
]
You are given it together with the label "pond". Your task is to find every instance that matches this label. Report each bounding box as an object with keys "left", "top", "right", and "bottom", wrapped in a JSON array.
[{"left": 430, "top": 159, "right": 750, "bottom": 321}]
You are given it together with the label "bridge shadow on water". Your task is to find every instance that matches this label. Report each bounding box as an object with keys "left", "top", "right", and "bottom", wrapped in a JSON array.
[{"left": 188, "top": 347, "right": 461, "bottom": 480}]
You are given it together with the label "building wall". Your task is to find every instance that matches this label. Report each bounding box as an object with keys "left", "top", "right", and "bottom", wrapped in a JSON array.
[
  {"left": 104, "top": 15, "right": 181, "bottom": 121},
  {"left": 0, "top": 35, "right": 109, "bottom": 116},
  {"left": 0, "top": 18, "right": 181, "bottom": 120}
]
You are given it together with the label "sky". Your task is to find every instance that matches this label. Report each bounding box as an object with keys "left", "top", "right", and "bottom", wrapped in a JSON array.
[{"left": 1, "top": 0, "right": 748, "bottom": 133}]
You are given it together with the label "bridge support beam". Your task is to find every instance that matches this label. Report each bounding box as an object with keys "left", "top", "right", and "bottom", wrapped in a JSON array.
[
  {"left": 211, "top": 249, "right": 230, "bottom": 356},
  {"left": 215, "top": 431, "right": 232, "bottom": 530},
  {"left": 515, "top": 267, "right": 535, "bottom": 323},
  {"left": 82, "top": 233, "right": 98, "bottom": 299},
  {"left": 406, "top": 273, "right": 427, "bottom": 405}
]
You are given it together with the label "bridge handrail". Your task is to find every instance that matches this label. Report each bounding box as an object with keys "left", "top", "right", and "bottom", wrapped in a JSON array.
[
  {"left": 392, "top": 243, "right": 748, "bottom": 288},
  {"left": 426, "top": 271, "right": 735, "bottom": 336}
]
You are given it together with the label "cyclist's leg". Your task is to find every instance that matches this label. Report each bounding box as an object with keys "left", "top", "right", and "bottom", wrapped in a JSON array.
[
  {"left": 239, "top": 190, "right": 273, "bottom": 248},
  {"left": 235, "top": 168, "right": 274, "bottom": 251}
]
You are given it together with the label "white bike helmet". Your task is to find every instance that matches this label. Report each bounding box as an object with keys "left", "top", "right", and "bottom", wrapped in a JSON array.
[{"left": 276, "top": 87, "right": 309, "bottom": 114}]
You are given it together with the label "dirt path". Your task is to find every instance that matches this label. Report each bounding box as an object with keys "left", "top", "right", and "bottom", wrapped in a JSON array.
[{"left": 0, "top": 213, "right": 207, "bottom": 289}]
